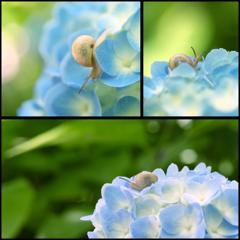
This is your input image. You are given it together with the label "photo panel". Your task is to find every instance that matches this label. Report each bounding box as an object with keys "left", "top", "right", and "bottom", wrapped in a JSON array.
[
  {"left": 2, "top": 2, "right": 141, "bottom": 117},
  {"left": 144, "top": 1, "right": 239, "bottom": 117},
  {"left": 2, "top": 119, "right": 239, "bottom": 238}
]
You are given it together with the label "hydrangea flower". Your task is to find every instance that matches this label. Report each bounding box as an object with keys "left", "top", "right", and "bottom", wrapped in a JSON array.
[
  {"left": 144, "top": 49, "right": 239, "bottom": 116},
  {"left": 81, "top": 162, "right": 238, "bottom": 238},
  {"left": 18, "top": 2, "right": 140, "bottom": 116}
]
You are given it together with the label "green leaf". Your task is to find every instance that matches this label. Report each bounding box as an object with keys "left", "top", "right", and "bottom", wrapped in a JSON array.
[
  {"left": 2, "top": 179, "right": 35, "bottom": 238},
  {"left": 6, "top": 124, "right": 71, "bottom": 158},
  {"left": 6, "top": 121, "right": 146, "bottom": 158}
]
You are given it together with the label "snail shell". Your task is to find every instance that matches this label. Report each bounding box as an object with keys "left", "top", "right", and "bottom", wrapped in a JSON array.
[
  {"left": 168, "top": 47, "right": 202, "bottom": 70},
  {"left": 120, "top": 171, "right": 158, "bottom": 191},
  {"left": 71, "top": 30, "right": 110, "bottom": 94},
  {"left": 71, "top": 35, "right": 95, "bottom": 67},
  {"left": 169, "top": 54, "right": 197, "bottom": 70}
]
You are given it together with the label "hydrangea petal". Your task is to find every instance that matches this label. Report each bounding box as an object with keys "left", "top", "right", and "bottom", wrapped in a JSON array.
[
  {"left": 151, "top": 61, "right": 169, "bottom": 78},
  {"left": 169, "top": 63, "right": 196, "bottom": 78},
  {"left": 211, "top": 189, "right": 238, "bottom": 226},
  {"left": 95, "top": 39, "right": 120, "bottom": 76},
  {"left": 45, "top": 82, "right": 101, "bottom": 116},
  {"left": 130, "top": 216, "right": 160, "bottom": 238},
  {"left": 99, "top": 207, "right": 132, "bottom": 238},
  {"left": 123, "top": 8, "right": 140, "bottom": 51},
  {"left": 61, "top": 53, "right": 92, "bottom": 89},
  {"left": 113, "top": 96, "right": 140, "bottom": 116},
  {"left": 135, "top": 194, "right": 162, "bottom": 218},
  {"left": 102, "top": 184, "right": 132, "bottom": 211},
  {"left": 17, "top": 100, "right": 45, "bottom": 117},
  {"left": 100, "top": 72, "right": 139, "bottom": 88},
  {"left": 112, "top": 31, "right": 138, "bottom": 62},
  {"left": 166, "top": 163, "right": 179, "bottom": 177}
]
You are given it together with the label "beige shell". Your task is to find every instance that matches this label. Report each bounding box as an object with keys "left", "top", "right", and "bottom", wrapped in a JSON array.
[
  {"left": 71, "top": 30, "right": 111, "bottom": 94},
  {"left": 168, "top": 47, "right": 202, "bottom": 70},
  {"left": 130, "top": 171, "right": 158, "bottom": 190},
  {"left": 168, "top": 54, "right": 196, "bottom": 70},
  {"left": 71, "top": 35, "right": 95, "bottom": 67}
]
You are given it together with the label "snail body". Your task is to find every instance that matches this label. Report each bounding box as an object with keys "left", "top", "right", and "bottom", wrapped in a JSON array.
[
  {"left": 120, "top": 171, "right": 158, "bottom": 191},
  {"left": 168, "top": 47, "right": 203, "bottom": 70},
  {"left": 71, "top": 30, "right": 109, "bottom": 93}
]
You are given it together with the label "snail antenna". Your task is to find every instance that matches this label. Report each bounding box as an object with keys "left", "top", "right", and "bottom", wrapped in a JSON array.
[
  {"left": 191, "top": 47, "right": 197, "bottom": 58},
  {"left": 78, "top": 76, "right": 91, "bottom": 94},
  {"left": 119, "top": 177, "right": 132, "bottom": 183}
]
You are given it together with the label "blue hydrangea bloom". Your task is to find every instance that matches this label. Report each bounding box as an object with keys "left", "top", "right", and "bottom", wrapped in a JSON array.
[
  {"left": 18, "top": 2, "right": 140, "bottom": 116},
  {"left": 144, "top": 49, "right": 239, "bottom": 116},
  {"left": 81, "top": 162, "right": 238, "bottom": 238}
]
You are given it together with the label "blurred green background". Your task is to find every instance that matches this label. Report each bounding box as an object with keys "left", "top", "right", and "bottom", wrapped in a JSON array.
[
  {"left": 144, "top": 2, "right": 239, "bottom": 76},
  {"left": 2, "top": 2, "right": 54, "bottom": 116},
  {"left": 2, "top": 119, "right": 238, "bottom": 238}
]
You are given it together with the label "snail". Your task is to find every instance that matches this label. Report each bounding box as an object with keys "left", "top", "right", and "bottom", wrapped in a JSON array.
[
  {"left": 119, "top": 171, "right": 158, "bottom": 191},
  {"left": 71, "top": 29, "right": 109, "bottom": 94},
  {"left": 168, "top": 47, "right": 203, "bottom": 70}
]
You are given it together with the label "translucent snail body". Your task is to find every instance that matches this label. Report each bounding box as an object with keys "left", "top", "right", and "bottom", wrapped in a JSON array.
[
  {"left": 120, "top": 171, "right": 158, "bottom": 191},
  {"left": 168, "top": 47, "right": 203, "bottom": 70}
]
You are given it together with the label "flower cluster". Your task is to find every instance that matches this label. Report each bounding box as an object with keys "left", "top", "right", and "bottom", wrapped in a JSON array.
[
  {"left": 82, "top": 163, "right": 238, "bottom": 238},
  {"left": 144, "top": 49, "right": 238, "bottom": 116},
  {"left": 18, "top": 2, "right": 140, "bottom": 116}
]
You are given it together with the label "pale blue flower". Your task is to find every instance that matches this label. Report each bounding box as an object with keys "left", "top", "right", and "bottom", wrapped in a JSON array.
[{"left": 82, "top": 162, "right": 238, "bottom": 238}]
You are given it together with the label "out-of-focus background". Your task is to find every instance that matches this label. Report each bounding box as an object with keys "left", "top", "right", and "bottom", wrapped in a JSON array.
[
  {"left": 144, "top": 2, "right": 239, "bottom": 76},
  {"left": 2, "top": 119, "right": 238, "bottom": 238},
  {"left": 2, "top": 2, "right": 54, "bottom": 116}
]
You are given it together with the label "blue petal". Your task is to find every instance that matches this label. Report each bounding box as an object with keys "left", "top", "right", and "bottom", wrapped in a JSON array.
[
  {"left": 130, "top": 216, "right": 160, "bottom": 238},
  {"left": 113, "top": 96, "right": 140, "bottom": 116},
  {"left": 194, "top": 162, "right": 211, "bottom": 174},
  {"left": 131, "top": 53, "right": 140, "bottom": 73},
  {"left": 123, "top": 9, "right": 140, "bottom": 51},
  {"left": 160, "top": 179, "right": 183, "bottom": 203},
  {"left": 144, "top": 76, "right": 165, "bottom": 98},
  {"left": 99, "top": 207, "right": 132, "bottom": 238},
  {"left": 102, "top": 184, "right": 132, "bottom": 211},
  {"left": 39, "top": 21, "right": 63, "bottom": 62},
  {"left": 159, "top": 203, "right": 185, "bottom": 234},
  {"left": 166, "top": 163, "right": 179, "bottom": 177},
  {"left": 44, "top": 66, "right": 61, "bottom": 77},
  {"left": 95, "top": 33, "right": 139, "bottom": 78},
  {"left": 217, "top": 219, "right": 238, "bottom": 237},
  {"left": 160, "top": 203, "right": 203, "bottom": 235},
  {"left": 44, "top": 82, "right": 101, "bottom": 116},
  {"left": 211, "top": 189, "right": 238, "bottom": 226},
  {"left": 100, "top": 72, "right": 139, "bottom": 88},
  {"left": 17, "top": 100, "right": 45, "bottom": 116},
  {"left": 34, "top": 74, "right": 58, "bottom": 106},
  {"left": 87, "top": 230, "right": 105, "bottom": 238},
  {"left": 152, "top": 168, "right": 166, "bottom": 179},
  {"left": 151, "top": 61, "right": 169, "bottom": 78},
  {"left": 169, "top": 63, "right": 196, "bottom": 78},
  {"left": 112, "top": 31, "right": 138, "bottom": 62},
  {"left": 204, "top": 204, "right": 238, "bottom": 237},
  {"left": 204, "top": 48, "right": 229, "bottom": 72},
  {"left": 60, "top": 53, "right": 92, "bottom": 89},
  {"left": 95, "top": 39, "right": 120, "bottom": 76},
  {"left": 52, "top": 40, "right": 69, "bottom": 66},
  {"left": 144, "top": 77, "right": 155, "bottom": 99},
  {"left": 135, "top": 194, "right": 162, "bottom": 218},
  {"left": 54, "top": 3, "right": 77, "bottom": 25}
]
